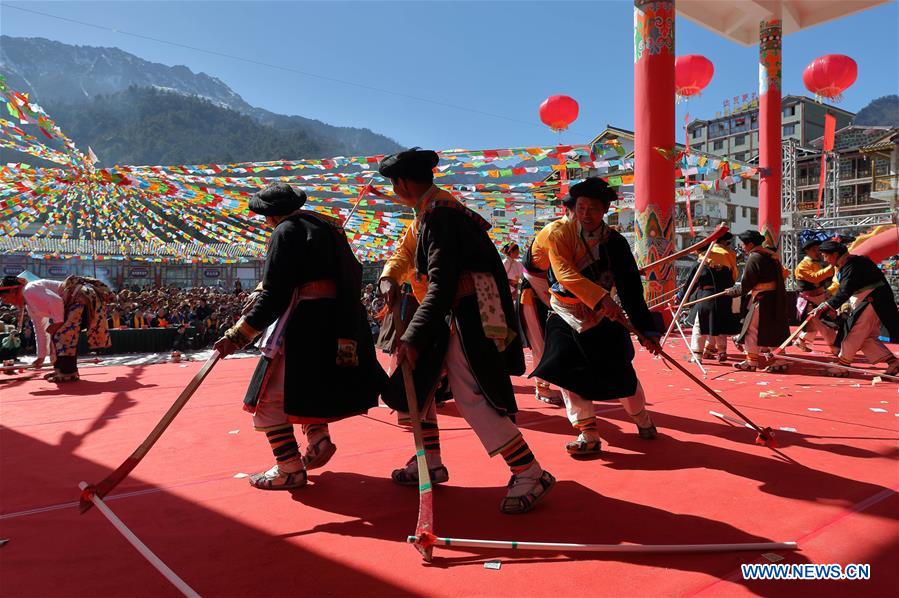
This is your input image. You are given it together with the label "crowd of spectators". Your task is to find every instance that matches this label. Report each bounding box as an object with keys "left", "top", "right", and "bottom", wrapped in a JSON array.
[{"left": 1, "top": 280, "right": 390, "bottom": 360}]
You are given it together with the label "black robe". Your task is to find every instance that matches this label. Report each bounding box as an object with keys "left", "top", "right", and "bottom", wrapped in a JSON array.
[
  {"left": 531, "top": 230, "right": 659, "bottom": 402},
  {"left": 242, "top": 212, "right": 387, "bottom": 422},
  {"left": 683, "top": 262, "right": 741, "bottom": 336},
  {"left": 735, "top": 248, "right": 790, "bottom": 348},
  {"left": 380, "top": 201, "right": 525, "bottom": 415},
  {"left": 827, "top": 254, "right": 899, "bottom": 344}
]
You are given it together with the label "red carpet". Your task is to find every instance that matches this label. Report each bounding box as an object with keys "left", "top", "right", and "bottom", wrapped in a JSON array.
[{"left": 2, "top": 339, "right": 897, "bottom": 597}]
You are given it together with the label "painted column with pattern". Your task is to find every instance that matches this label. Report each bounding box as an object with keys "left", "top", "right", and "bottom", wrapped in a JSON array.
[
  {"left": 634, "top": 0, "right": 676, "bottom": 303},
  {"left": 758, "top": 19, "right": 782, "bottom": 248}
]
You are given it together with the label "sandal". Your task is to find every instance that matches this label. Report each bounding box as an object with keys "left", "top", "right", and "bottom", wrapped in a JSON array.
[
  {"left": 302, "top": 436, "right": 337, "bottom": 470},
  {"left": 535, "top": 388, "right": 564, "bottom": 407},
  {"left": 763, "top": 363, "right": 788, "bottom": 373},
  {"left": 565, "top": 436, "right": 602, "bottom": 457},
  {"left": 717, "top": 352, "right": 729, "bottom": 364},
  {"left": 792, "top": 339, "right": 813, "bottom": 353},
  {"left": 43, "top": 371, "right": 80, "bottom": 382},
  {"left": 500, "top": 470, "right": 556, "bottom": 515},
  {"left": 248, "top": 465, "right": 308, "bottom": 491},
  {"left": 733, "top": 360, "right": 757, "bottom": 372},
  {"left": 637, "top": 423, "right": 658, "bottom": 440},
  {"left": 391, "top": 456, "right": 449, "bottom": 486}
]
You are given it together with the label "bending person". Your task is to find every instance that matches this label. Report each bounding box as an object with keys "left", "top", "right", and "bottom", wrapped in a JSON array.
[{"left": 531, "top": 178, "right": 662, "bottom": 457}]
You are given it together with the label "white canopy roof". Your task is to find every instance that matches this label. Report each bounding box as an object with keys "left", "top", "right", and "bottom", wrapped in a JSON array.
[{"left": 676, "top": 0, "right": 889, "bottom": 46}]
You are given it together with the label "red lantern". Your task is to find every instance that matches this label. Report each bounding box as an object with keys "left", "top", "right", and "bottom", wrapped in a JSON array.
[
  {"left": 803, "top": 55, "right": 857, "bottom": 102},
  {"left": 675, "top": 55, "right": 714, "bottom": 101},
  {"left": 539, "top": 95, "right": 579, "bottom": 131}
]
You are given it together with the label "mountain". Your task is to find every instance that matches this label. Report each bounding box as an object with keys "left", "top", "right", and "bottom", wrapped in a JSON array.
[
  {"left": 853, "top": 95, "right": 899, "bottom": 127},
  {"left": 0, "top": 35, "right": 402, "bottom": 164}
]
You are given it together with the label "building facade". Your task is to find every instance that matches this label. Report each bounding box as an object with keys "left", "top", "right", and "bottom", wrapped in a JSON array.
[{"left": 687, "top": 95, "right": 855, "bottom": 164}]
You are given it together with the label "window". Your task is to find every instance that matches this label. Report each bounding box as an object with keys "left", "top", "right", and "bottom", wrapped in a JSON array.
[
  {"left": 713, "top": 140, "right": 724, "bottom": 151},
  {"left": 691, "top": 127, "right": 703, "bottom": 139},
  {"left": 695, "top": 143, "right": 705, "bottom": 151},
  {"left": 742, "top": 206, "right": 749, "bottom": 218},
  {"left": 783, "top": 124, "right": 796, "bottom": 136},
  {"left": 734, "top": 134, "right": 746, "bottom": 146},
  {"left": 750, "top": 179, "right": 758, "bottom": 197},
  {"left": 750, "top": 208, "right": 758, "bottom": 225},
  {"left": 783, "top": 105, "right": 796, "bottom": 117},
  {"left": 733, "top": 152, "right": 746, "bottom": 162}
]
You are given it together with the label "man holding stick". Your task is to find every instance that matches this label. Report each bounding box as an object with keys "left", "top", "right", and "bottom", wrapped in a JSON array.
[
  {"left": 679, "top": 232, "right": 740, "bottom": 363},
  {"left": 378, "top": 148, "right": 554, "bottom": 515},
  {"left": 531, "top": 178, "right": 662, "bottom": 457},
  {"left": 214, "top": 183, "right": 387, "bottom": 490},
  {"left": 793, "top": 239, "right": 837, "bottom": 353},
  {"left": 725, "top": 230, "right": 790, "bottom": 372},
  {"left": 814, "top": 241, "right": 899, "bottom": 377}
]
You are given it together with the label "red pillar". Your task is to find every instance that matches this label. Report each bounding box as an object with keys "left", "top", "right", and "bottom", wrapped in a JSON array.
[
  {"left": 758, "top": 19, "right": 782, "bottom": 247},
  {"left": 634, "top": 0, "right": 676, "bottom": 302}
]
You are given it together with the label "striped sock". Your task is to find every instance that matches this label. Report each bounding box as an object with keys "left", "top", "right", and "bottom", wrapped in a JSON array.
[
  {"left": 497, "top": 434, "right": 536, "bottom": 475},
  {"left": 302, "top": 423, "right": 329, "bottom": 445},
  {"left": 421, "top": 420, "right": 440, "bottom": 455},
  {"left": 265, "top": 424, "right": 303, "bottom": 472},
  {"left": 574, "top": 417, "right": 599, "bottom": 439}
]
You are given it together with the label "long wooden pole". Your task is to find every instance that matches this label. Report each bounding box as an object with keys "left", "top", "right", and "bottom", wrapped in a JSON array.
[
  {"left": 79, "top": 351, "right": 220, "bottom": 513},
  {"left": 78, "top": 482, "right": 200, "bottom": 597},
  {"left": 410, "top": 535, "right": 797, "bottom": 554},
  {"left": 662, "top": 239, "right": 717, "bottom": 345},
  {"left": 638, "top": 224, "right": 728, "bottom": 275},
  {"left": 391, "top": 298, "right": 435, "bottom": 562},
  {"left": 680, "top": 289, "right": 730, "bottom": 309}
]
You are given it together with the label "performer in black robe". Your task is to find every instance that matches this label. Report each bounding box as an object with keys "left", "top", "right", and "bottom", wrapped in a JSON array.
[
  {"left": 725, "top": 230, "right": 790, "bottom": 372},
  {"left": 214, "top": 183, "right": 387, "bottom": 490},
  {"left": 679, "top": 232, "right": 740, "bottom": 363},
  {"left": 793, "top": 239, "right": 837, "bottom": 352},
  {"left": 814, "top": 241, "right": 898, "bottom": 377},
  {"left": 378, "top": 148, "right": 553, "bottom": 515},
  {"left": 531, "top": 178, "right": 662, "bottom": 457}
]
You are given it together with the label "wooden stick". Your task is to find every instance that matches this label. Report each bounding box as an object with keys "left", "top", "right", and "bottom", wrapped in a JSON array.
[
  {"left": 774, "top": 354, "right": 899, "bottom": 382},
  {"left": 408, "top": 535, "right": 798, "bottom": 554},
  {"left": 622, "top": 320, "right": 776, "bottom": 446},
  {"left": 341, "top": 178, "right": 374, "bottom": 228},
  {"left": 638, "top": 224, "right": 729, "bottom": 275},
  {"left": 680, "top": 289, "right": 731, "bottom": 309},
  {"left": 662, "top": 239, "right": 718, "bottom": 345},
  {"left": 78, "top": 482, "right": 200, "bottom": 598},
  {"left": 772, "top": 313, "right": 816, "bottom": 355},
  {"left": 667, "top": 305, "right": 707, "bottom": 376},
  {"left": 392, "top": 299, "right": 435, "bottom": 562},
  {"left": 79, "top": 352, "right": 221, "bottom": 513}
]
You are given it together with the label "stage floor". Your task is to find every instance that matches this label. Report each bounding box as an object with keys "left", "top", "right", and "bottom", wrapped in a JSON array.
[{"left": 2, "top": 339, "right": 897, "bottom": 597}]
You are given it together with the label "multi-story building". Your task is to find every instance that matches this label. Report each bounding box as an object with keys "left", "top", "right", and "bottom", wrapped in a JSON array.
[
  {"left": 554, "top": 126, "right": 761, "bottom": 253},
  {"left": 687, "top": 95, "right": 854, "bottom": 163},
  {"left": 795, "top": 125, "right": 898, "bottom": 216}
]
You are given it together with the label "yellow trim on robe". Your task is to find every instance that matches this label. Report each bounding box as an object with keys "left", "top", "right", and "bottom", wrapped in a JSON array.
[
  {"left": 704, "top": 244, "right": 738, "bottom": 281},
  {"left": 794, "top": 256, "right": 835, "bottom": 285},
  {"left": 529, "top": 215, "right": 569, "bottom": 273},
  {"left": 380, "top": 186, "right": 460, "bottom": 303},
  {"left": 545, "top": 217, "right": 609, "bottom": 310}
]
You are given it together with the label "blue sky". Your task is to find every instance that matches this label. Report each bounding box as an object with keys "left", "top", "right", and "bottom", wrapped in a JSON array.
[{"left": 2, "top": 1, "right": 897, "bottom": 150}]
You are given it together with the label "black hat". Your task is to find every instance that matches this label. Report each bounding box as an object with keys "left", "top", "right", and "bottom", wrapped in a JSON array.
[
  {"left": 801, "top": 238, "right": 822, "bottom": 251},
  {"left": 819, "top": 240, "right": 847, "bottom": 254},
  {"left": 561, "top": 194, "right": 575, "bottom": 208},
  {"left": 378, "top": 147, "right": 439, "bottom": 180},
  {"left": 569, "top": 177, "right": 617, "bottom": 204},
  {"left": 248, "top": 183, "right": 307, "bottom": 216},
  {"left": 737, "top": 230, "right": 765, "bottom": 246},
  {"left": 719, "top": 231, "right": 734, "bottom": 242}
]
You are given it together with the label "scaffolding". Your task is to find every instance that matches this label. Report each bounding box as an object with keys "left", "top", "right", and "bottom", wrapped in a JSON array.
[{"left": 780, "top": 138, "right": 895, "bottom": 285}]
